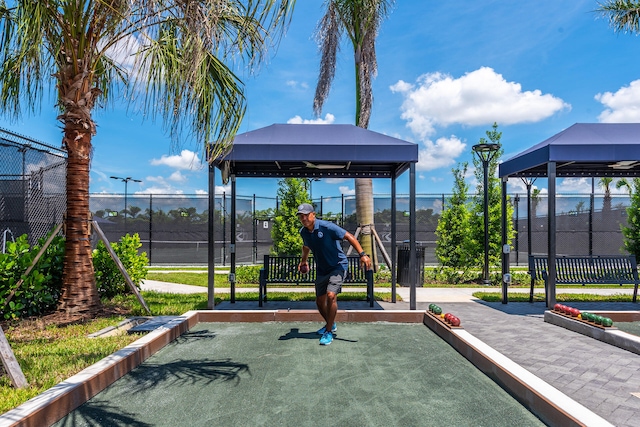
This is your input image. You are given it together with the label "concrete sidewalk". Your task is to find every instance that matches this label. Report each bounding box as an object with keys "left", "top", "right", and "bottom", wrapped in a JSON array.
[
  {"left": 139, "top": 279, "right": 640, "bottom": 426},
  {"left": 141, "top": 279, "right": 638, "bottom": 303}
]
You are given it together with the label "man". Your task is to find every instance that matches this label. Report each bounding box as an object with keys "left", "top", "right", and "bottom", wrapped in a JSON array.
[{"left": 297, "top": 203, "right": 372, "bottom": 345}]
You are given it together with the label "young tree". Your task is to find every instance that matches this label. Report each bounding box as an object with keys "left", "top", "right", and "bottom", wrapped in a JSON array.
[
  {"left": 0, "top": 1, "right": 295, "bottom": 315},
  {"left": 313, "top": 0, "right": 395, "bottom": 265},
  {"left": 435, "top": 163, "right": 472, "bottom": 268},
  {"left": 271, "top": 178, "right": 311, "bottom": 256},
  {"left": 620, "top": 178, "right": 640, "bottom": 258}
]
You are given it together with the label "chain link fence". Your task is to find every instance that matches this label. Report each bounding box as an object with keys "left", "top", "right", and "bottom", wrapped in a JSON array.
[
  {"left": 88, "top": 192, "right": 635, "bottom": 266},
  {"left": 0, "top": 128, "right": 66, "bottom": 251},
  {"left": 0, "top": 131, "right": 634, "bottom": 266}
]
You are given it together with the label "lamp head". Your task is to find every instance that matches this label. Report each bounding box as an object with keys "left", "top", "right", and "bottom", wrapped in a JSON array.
[
  {"left": 472, "top": 143, "right": 501, "bottom": 161},
  {"left": 472, "top": 143, "right": 500, "bottom": 153}
]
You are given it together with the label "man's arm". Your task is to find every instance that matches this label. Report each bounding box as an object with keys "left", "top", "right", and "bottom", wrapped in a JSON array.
[
  {"left": 299, "top": 246, "right": 311, "bottom": 271},
  {"left": 343, "top": 232, "right": 372, "bottom": 269}
]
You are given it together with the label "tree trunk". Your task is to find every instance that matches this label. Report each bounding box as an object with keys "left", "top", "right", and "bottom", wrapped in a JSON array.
[
  {"left": 58, "top": 126, "right": 101, "bottom": 315},
  {"left": 355, "top": 178, "right": 377, "bottom": 265}
]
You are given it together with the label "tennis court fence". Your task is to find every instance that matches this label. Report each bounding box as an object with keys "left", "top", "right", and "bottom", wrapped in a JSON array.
[{"left": 0, "top": 130, "right": 633, "bottom": 266}]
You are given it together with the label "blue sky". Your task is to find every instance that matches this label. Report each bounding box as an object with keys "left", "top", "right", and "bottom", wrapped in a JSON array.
[{"left": 2, "top": 0, "right": 640, "bottom": 203}]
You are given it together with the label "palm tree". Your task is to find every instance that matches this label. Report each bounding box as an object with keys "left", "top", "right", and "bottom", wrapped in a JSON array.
[
  {"left": 597, "top": 1, "right": 640, "bottom": 33},
  {"left": 313, "top": 0, "right": 395, "bottom": 264},
  {"left": 616, "top": 177, "right": 636, "bottom": 196},
  {"left": 598, "top": 177, "right": 613, "bottom": 212},
  {"left": 531, "top": 188, "right": 542, "bottom": 219},
  {"left": 0, "top": 0, "right": 294, "bottom": 316}
]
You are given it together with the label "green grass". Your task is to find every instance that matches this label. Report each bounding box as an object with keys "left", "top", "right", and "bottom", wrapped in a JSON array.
[
  {"left": 474, "top": 292, "right": 637, "bottom": 303},
  {"left": 146, "top": 272, "right": 211, "bottom": 287},
  {"left": 0, "top": 316, "right": 141, "bottom": 414},
  {"left": 147, "top": 271, "right": 640, "bottom": 290},
  {"left": 145, "top": 271, "right": 396, "bottom": 288},
  {"left": 148, "top": 266, "right": 210, "bottom": 271}
]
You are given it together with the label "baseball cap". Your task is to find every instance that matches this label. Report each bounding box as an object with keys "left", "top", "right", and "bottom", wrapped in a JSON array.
[{"left": 296, "top": 203, "right": 314, "bottom": 215}]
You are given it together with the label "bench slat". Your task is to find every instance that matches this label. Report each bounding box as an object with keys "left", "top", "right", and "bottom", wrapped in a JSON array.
[
  {"left": 528, "top": 255, "right": 639, "bottom": 303},
  {"left": 259, "top": 255, "right": 374, "bottom": 307}
]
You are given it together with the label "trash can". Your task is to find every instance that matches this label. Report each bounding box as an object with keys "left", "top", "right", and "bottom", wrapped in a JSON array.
[{"left": 397, "top": 242, "right": 425, "bottom": 287}]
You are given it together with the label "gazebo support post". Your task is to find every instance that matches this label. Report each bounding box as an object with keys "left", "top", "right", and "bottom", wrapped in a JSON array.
[
  {"left": 229, "top": 175, "right": 237, "bottom": 304},
  {"left": 547, "top": 162, "right": 557, "bottom": 309},
  {"left": 208, "top": 163, "right": 216, "bottom": 309},
  {"left": 391, "top": 172, "right": 397, "bottom": 303},
  {"left": 501, "top": 178, "right": 509, "bottom": 304},
  {"left": 409, "top": 163, "right": 416, "bottom": 310}
]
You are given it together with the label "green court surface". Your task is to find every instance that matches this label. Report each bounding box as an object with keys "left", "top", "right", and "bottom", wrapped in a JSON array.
[
  {"left": 616, "top": 321, "right": 640, "bottom": 337},
  {"left": 53, "top": 322, "right": 544, "bottom": 427}
]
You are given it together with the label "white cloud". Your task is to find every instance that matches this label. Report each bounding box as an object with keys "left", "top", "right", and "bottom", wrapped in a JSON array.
[
  {"left": 325, "top": 177, "right": 349, "bottom": 184},
  {"left": 286, "top": 80, "right": 309, "bottom": 90},
  {"left": 150, "top": 150, "right": 203, "bottom": 170},
  {"left": 138, "top": 175, "right": 182, "bottom": 194},
  {"left": 215, "top": 184, "right": 231, "bottom": 195},
  {"left": 339, "top": 185, "right": 355, "bottom": 196},
  {"left": 557, "top": 178, "right": 589, "bottom": 193},
  {"left": 168, "top": 171, "right": 187, "bottom": 183},
  {"left": 103, "top": 34, "right": 140, "bottom": 78},
  {"left": 507, "top": 178, "right": 541, "bottom": 195},
  {"left": 135, "top": 185, "right": 184, "bottom": 195},
  {"left": 391, "top": 67, "right": 570, "bottom": 138},
  {"left": 417, "top": 135, "right": 466, "bottom": 171},
  {"left": 287, "top": 113, "right": 335, "bottom": 124},
  {"left": 595, "top": 79, "right": 640, "bottom": 123}
]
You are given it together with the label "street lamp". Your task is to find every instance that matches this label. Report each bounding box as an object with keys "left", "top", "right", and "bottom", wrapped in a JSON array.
[
  {"left": 472, "top": 142, "right": 500, "bottom": 285},
  {"left": 304, "top": 178, "right": 320, "bottom": 201},
  {"left": 110, "top": 176, "right": 141, "bottom": 228}
]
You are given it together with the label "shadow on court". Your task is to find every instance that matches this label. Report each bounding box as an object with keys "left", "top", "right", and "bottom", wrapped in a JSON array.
[
  {"left": 278, "top": 328, "right": 358, "bottom": 343},
  {"left": 52, "top": 322, "right": 545, "bottom": 427}
]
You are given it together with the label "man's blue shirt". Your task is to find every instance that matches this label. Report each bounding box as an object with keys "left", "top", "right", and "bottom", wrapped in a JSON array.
[{"left": 300, "top": 219, "right": 348, "bottom": 275}]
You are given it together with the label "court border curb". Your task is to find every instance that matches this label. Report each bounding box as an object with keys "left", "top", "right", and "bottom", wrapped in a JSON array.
[{"left": 0, "top": 309, "right": 613, "bottom": 427}]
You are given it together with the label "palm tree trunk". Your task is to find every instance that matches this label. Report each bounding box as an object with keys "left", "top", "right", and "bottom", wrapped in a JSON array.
[
  {"left": 58, "top": 126, "right": 101, "bottom": 315},
  {"left": 355, "top": 177, "right": 377, "bottom": 264}
]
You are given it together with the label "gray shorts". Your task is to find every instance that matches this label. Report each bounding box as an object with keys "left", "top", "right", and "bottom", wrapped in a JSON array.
[{"left": 315, "top": 269, "right": 346, "bottom": 297}]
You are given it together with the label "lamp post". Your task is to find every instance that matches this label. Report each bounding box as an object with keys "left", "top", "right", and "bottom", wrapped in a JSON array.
[
  {"left": 304, "top": 178, "right": 320, "bottom": 202},
  {"left": 110, "top": 176, "right": 141, "bottom": 228},
  {"left": 472, "top": 143, "right": 500, "bottom": 285}
]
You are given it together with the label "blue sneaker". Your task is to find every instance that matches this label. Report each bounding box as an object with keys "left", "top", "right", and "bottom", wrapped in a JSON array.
[
  {"left": 317, "top": 323, "right": 337, "bottom": 335},
  {"left": 319, "top": 330, "right": 333, "bottom": 345}
]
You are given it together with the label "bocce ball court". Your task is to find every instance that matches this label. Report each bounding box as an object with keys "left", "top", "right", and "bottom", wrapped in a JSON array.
[{"left": 2, "top": 308, "right": 609, "bottom": 427}]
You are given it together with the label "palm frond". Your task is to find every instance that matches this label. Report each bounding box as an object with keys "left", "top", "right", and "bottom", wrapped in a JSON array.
[
  {"left": 313, "top": 0, "right": 341, "bottom": 117},
  {"left": 596, "top": 0, "right": 640, "bottom": 34}
]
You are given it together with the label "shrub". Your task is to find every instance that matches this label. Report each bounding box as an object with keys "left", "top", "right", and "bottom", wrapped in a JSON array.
[
  {"left": 373, "top": 264, "right": 392, "bottom": 283},
  {"left": 93, "top": 234, "right": 149, "bottom": 298},
  {"left": 0, "top": 232, "right": 64, "bottom": 319},
  {"left": 234, "top": 265, "right": 262, "bottom": 284}
]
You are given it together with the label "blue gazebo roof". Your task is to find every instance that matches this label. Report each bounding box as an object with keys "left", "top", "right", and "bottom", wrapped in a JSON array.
[
  {"left": 213, "top": 123, "right": 418, "bottom": 179},
  {"left": 500, "top": 123, "right": 640, "bottom": 178}
]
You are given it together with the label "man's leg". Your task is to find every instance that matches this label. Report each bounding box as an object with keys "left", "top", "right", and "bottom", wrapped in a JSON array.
[
  {"left": 316, "top": 293, "right": 329, "bottom": 324},
  {"left": 324, "top": 291, "right": 338, "bottom": 332}
]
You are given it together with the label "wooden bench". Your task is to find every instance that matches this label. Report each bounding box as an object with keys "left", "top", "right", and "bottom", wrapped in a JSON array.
[
  {"left": 528, "top": 255, "right": 639, "bottom": 303},
  {"left": 258, "top": 255, "right": 374, "bottom": 307}
]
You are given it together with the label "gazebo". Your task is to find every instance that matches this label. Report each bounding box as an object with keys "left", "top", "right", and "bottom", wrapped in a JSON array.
[
  {"left": 207, "top": 124, "right": 419, "bottom": 309},
  {"left": 499, "top": 123, "right": 640, "bottom": 307}
]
